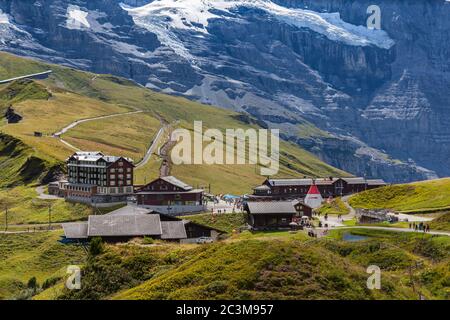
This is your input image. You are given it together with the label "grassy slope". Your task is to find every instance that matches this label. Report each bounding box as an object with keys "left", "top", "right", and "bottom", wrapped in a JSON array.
[
  {"left": 0, "top": 134, "right": 93, "bottom": 225},
  {"left": 4, "top": 227, "right": 447, "bottom": 300},
  {"left": 0, "top": 52, "right": 348, "bottom": 196},
  {"left": 317, "top": 198, "right": 350, "bottom": 216},
  {"left": 63, "top": 112, "right": 160, "bottom": 162},
  {"left": 46, "top": 232, "right": 423, "bottom": 300},
  {"left": 326, "top": 229, "right": 450, "bottom": 299},
  {"left": 429, "top": 212, "right": 450, "bottom": 231},
  {"left": 183, "top": 212, "right": 247, "bottom": 233},
  {"left": 112, "top": 230, "right": 450, "bottom": 300},
  {"left": 0, "top": 231, "right": 86, "bottom": 299},
  {"left": 349, "top": 178, "right": 450, "bottom": 213}
]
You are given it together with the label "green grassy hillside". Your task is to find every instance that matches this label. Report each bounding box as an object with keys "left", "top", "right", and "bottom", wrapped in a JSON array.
[
  {"left": 2, "top": 227, "right": 448, "bottom": 300},
  {"left": 429, "top": 212, "right": 450, "bottom": 232},
  {"left": 349, "top": 178, "right": 450, "bottom": 213},
  {"left": 317, "top": 198, "right": 350, "bottom": 216},
  {"left": 0, "top": 51, "right": 348, "bottom": 196},
  {"left": 0, "top": 231, "right": 86, "bottom": 299},
  {"left": 183, "top": 212, "right": 247, "bottom": 233},
  {"left": 45, "top": 229, "right": 449, "bottom": 300},
  {"left": 0, "top": 134, "right": 96, "bottom": 225}
]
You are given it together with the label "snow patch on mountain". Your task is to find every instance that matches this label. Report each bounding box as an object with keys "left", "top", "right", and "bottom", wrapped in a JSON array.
[
  {"left": 0, "top": 9, "right": 10, "bottom": 24},
  {"left": 122, "top": 0, "right": 394, "bottom": 49},
  {"left": 66, "top": 5, "right": 90, "bottom": 30}
]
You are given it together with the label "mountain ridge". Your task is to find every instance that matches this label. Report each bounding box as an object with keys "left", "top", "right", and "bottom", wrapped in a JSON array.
[{"left": 0, "top": 0, "right": 449, "bottom": 182}]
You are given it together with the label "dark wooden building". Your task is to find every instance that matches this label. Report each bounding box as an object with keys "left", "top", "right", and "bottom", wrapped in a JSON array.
[
  {"left": 135, "top": 176, "right": 205, "bottom": 214},
  {"left": 250, "top": 177, "right": 387, "bottom": 200},
  {"left": 245, "top": 201, "right": 312, "bottom": 230},
  {"left": 182, "top": 221, "right": 223, "bottom": 240},
  {"left": 61, "top": 205, "right": 224, "bottom": 242}
]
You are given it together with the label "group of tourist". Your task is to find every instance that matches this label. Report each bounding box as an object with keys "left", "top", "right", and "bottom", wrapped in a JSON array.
[{"left": 409, "top": 222, "right": 431, "bottom": 232}]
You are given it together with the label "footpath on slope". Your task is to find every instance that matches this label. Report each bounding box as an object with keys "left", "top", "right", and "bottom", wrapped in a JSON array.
[{"left": 317, "top": 195, "right": 444, "bottom": 235}]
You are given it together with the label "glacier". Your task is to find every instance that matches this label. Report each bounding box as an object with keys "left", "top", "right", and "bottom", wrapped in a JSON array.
[{"left": 122, "top": 0, "right": 395, "bottom": 49}]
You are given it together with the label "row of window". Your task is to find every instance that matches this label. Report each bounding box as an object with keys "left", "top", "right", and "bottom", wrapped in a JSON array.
[
  {"left": 110, "top": 180, "right": 132, "bottom": 186},
  {"left": 109, "top": 174, "right": 132, "bottom": 179},
  {"left": 97, "top": 186, "right": 133, "bottom": 194},
  {"left": 110, "top": 168, "right": 131, "bottom": 173},
  {"left": 66, "top": 185, "right": 92, "bottom": 192}
]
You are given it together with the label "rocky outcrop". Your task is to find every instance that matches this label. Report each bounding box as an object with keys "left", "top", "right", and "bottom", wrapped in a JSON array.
[{"left": 5, "top": 106, "right": 22, "bottom": 123}]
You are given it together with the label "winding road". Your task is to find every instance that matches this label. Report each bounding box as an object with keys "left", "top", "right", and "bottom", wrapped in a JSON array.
[
  {"left": 53, "top": 110, "right": 143, "bottom": 137},
  {"left": 51, "top": 109, "right": 168, "bottom": 169},
  {"left": 35, "top": 185, "right": 62, "bottom": 200},
  {"left": 317, "top": 195, "right": 443, "bottom": 235},
  {"left": 135, "top": 125, "right": 166, "bottom": 169}
]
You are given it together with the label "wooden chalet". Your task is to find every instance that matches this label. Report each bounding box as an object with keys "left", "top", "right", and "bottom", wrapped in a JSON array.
[
  {"left": 135, "top": 176, "right": 205, "bottom": 214},
  {"left": 250, "top": 177, "right": 387, "bottom": 200},
  {"left": 62, "top": 205, "right": 223, "bottom": 242},
  {"left": 245, "top": 201, "right": 312, "bottom": 230}
]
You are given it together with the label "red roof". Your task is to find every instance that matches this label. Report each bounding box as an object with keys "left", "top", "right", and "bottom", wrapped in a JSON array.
[{"left": 307, "top": 184, "right": 321, "bottom": 195}]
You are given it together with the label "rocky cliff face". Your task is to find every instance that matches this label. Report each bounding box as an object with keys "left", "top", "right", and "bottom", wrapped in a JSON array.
[{"left": 0, "top": 0, "right": 449, "bottom": 182}]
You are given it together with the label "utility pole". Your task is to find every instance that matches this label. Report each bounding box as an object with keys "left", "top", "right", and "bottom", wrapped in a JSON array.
[
  {"left": 4, "top": 205, "right": 8, "bottom": 232},
  {"left": 48, "top": 204, "right": 52, "bottom": 230}
]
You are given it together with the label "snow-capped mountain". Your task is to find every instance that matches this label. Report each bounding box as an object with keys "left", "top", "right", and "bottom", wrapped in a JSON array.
[{"left": 1, "top": 0, "right": 450, "bottom": 182}]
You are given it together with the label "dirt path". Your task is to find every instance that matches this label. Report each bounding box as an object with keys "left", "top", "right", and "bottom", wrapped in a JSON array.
[
  {"left": 320, "top": 195, "right": 435, "bottom": 228},
  {"left": 158, "top": 132, "right": 176, "bottom": 177},
  {"left": 341, "top": 195, "right": 356, "bottom": 219},
  {"left": 319, "top": 225, "right": 450, "bottom": 237}
]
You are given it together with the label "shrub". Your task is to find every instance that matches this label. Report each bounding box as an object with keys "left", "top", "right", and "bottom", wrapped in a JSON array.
[
  {"left": 42, "top": 276, "right": 62, "bottom": 290},
  {"left": 27, "top": 277, "right": 38, "bottom": 289},
  {"left": 143, "top": 236, "right": 154, "bottom": 244},
  {"left": 89, "top": 237, "right": 104, "bottom": 257}
]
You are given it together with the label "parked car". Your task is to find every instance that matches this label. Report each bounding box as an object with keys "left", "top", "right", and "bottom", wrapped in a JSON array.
[{"left": 196, "top": 237, "right": 213, "bottom": 244}]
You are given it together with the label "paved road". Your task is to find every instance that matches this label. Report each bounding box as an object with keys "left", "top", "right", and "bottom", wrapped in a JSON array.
[
  {"left": 53, "top": 110, "right": 143, "bottom": 137},
  {"left": 0, "top": 229, "right": 60, "bottom": 235},
  {"left": 51, "top": 109, "right": 167, "bottom": 168},
  {"left": 35, "top": 185, "right": 62, "bottom": 200},
  {"left": 135, "top": 125, "right": 166, "bottom": 169},
  {"left": 0, "top": 70, "right": 52, "bottom": 84},
  {"left": 52, "top": 110, "right": 144, "bottom": 151},
  {"left": 207, "top": 200, "right": 242, "bottom": 214}
]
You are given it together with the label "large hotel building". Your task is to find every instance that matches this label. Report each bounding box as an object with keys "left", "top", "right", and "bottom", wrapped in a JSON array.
[{"left": 65, "top": 151, "right": 134, "bottom": 205}]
